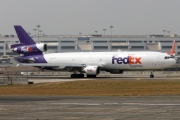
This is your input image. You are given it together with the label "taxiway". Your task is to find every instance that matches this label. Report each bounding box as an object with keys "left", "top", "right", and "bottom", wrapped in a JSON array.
[{"left": 0, "top": 96, "right": 179, "bottom": 119}]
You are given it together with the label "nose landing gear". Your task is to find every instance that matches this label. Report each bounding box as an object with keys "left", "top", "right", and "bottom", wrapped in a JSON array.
[{"left": 150, "top": 71, "right": 154, "bottom": 78}]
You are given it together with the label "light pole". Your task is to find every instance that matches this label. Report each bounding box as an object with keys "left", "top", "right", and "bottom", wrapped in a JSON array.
[
  {"left": 39, "top": 30, "right": 43, "bottom": 35},
  {"left": 162, "top": 30, "right": 166, "bottom": 36},
  {"left": 37, "top": 25, "right": 40, "bottom": 42},
  {"left": 110, "top": 26, "right": 113, "bottom": 51},
  {"left": 110, "top": 26, "right": 113, "bottom": 35},
  {"left": 79, "top": 32, "right": 82, "bottom": 36},
  {"left": 33, "top": 29, "right": 37, "bottom": 36},
  {"left": 103, "top": 29, "right": 106, "bottom": 35},
  {"left": 167, "top": 31, "right": 170, "bottom": 36},
  {"left": 94, "top": 31, "right": 98, "bottom": 35}
]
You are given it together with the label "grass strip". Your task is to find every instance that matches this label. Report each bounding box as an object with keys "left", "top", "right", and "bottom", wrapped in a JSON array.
[{"left": 0, "top": 80, "right": 180, "bottom": 96}]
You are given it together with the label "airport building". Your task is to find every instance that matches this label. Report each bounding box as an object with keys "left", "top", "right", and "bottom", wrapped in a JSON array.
[{"left": 0, "top": 34, "right": 180, "bottom": 56}]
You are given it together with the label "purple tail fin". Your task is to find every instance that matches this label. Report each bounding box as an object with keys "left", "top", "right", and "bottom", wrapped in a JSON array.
[
  {"left": 14, "top": 26, "right": 36, "bottom": 45},
  {"left": 11, "top": 26, "right": 46, "bottom": 56}
]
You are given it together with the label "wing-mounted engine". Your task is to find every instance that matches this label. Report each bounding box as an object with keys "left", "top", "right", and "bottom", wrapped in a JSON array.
[
  {"left": 11, "top": 43, "right": 47, "bottom": 54},
  {"left": 83, "top": 66, "right": 100, "bottom": 75}
]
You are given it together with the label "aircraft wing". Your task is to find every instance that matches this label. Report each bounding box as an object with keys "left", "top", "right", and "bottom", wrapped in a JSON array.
[
  {"left": 17, "top": 63, "right": 83, "bottom": 68},
  {"left": 17, "top": 63, "right": 103, "bottom": 69}
]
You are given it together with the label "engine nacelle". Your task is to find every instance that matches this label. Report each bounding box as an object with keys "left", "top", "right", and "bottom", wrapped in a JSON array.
[
  {"left": 109, "top": 70, "right": 123, "bottom": 74},
  {"left": 12, "top": 43, "right": 47, "bottom": 54},
  {"left": 83, "top": 66, "right": 100, "bottom": 75},
  {"left": 36, "top": 43, "right": 47, "bottom": 52}
]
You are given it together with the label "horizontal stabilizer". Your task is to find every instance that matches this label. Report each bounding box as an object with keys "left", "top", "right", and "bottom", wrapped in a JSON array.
[{"left": 9, "top": 43, "right": 25, "bottom": 49}]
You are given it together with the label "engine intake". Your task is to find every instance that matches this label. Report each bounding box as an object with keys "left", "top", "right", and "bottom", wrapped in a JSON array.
[{"left": 83, "top": 66, "right": 100, "bottom": 75}]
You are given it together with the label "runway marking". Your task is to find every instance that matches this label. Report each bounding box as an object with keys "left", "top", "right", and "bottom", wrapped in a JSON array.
[
  {"left": 50, "top": 103, "right": 101, "bottom": 106},
  {"left": 122, "top": 103, "right": 180, "bottom": 106},
  {"left": 104, "top": 103, "right": 119, "bottom": 105},
  {"left": 45, "top": 102, "right": 180, "bottom": 106}
]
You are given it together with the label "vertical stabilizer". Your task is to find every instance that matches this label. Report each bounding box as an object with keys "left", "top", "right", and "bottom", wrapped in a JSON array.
[
  {"left": 167, "top": 40, "right": 176, "bottom": 55},
  {"left": 14, "top": 26, "right": 36, "bottom": 45}
]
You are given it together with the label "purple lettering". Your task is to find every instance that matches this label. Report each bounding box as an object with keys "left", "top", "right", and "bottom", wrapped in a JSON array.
[
  {"left": 112, "top": 56, "right": 142, "bottom": 65},
  {"left": 123, "top": 57, "right": 128, "bottom": 64},
  {"left": 117, "top": 57, "right": 123, "bottom": 64},
  {"left": 112, "top": 56, "right": 118, "bottom": 64},
  {"left": 112, "top": 56, "right": 128, "bottom": 64}
]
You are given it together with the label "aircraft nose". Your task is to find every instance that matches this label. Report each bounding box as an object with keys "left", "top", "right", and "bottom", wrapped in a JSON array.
[{"left": 170, "top": 59, "right": 176, "bottom": 66}]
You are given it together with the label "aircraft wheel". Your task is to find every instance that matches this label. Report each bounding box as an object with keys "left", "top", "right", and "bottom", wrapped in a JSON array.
[
  {"left": 150, "top": 75, "right": 154, "bottom": 78},
  {"left": 71, "top": 74, "right": 75, "bottom": 78},
  {"left": 80, "top": 74, "right": 84, "bottom": 78},
  {"left": 71, "top": 74, "right": 84, "bottom": 78},
  {"left": 87, "top": 75, "right": 96, "bottom": 78}
]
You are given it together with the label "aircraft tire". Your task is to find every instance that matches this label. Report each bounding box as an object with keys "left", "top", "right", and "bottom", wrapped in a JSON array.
[
  {"left": 87, "top": 75, "right": 96, "bottom": 78},
  {"left": 71, "top": 74, "right": 75, "bottom": 78},
  {"left": 79, "top": 74, "right": 84, "bottom": 78},
  {"left": 71, "top": 74, "right": 84, "bottom": 78},
  {"left": 150, "top": 75, "right": 154, "bottom": 78}
]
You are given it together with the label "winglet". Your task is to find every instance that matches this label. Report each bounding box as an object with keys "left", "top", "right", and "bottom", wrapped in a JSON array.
[{"left": 167, "top": 40, "right": 176, "bottom": 55}]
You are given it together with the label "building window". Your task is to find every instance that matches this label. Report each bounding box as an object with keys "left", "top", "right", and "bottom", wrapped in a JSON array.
[
  {"left": 112, "top": 46, "right": 128, "bottom": 50},
  {"left": 131, "top": 46, "right": 144, "bottom": 49},
  {"left": 112, "top": 41, "right": 126, "bottom": 43},
  {"left": 41, "top": 41, "right": 58, "bottom": 43},
  {"left": 162, "top": 46, "right": 171, "bottom": 49},
  {"left": 61, "top": 41, "right": 74, "bottom": 43},
  {"left": 48, "top": 46, "right": 58, "bottom": 49},
  {"left": 94, "top": 46, "right": 108, "bottom": 50},
  {"left": 129, "top": 41, "right": 142, "bottom": 43},
  {"left": 160, "top": 41, "right": 172, "bottom": 43},
  {"left": 93, "top": 41, "right": 107, "bottom": 43},
  {"left": 61, "top": 46, "right": 75, "bottom": 50},
  {"left": 6, "top": 52, "right": 19, "bottom": 55}
]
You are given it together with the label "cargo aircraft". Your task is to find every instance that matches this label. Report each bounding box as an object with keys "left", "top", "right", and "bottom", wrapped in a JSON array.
[{"left": 10, "top": 26, "right": 177, "bottom": 78}]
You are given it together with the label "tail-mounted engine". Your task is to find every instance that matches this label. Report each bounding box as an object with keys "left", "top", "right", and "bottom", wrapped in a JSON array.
[{"left": 11, "top": 43, "right": 47, "bottom": 54}]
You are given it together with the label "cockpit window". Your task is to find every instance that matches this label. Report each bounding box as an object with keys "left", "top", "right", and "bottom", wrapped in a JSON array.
[{"left": 164, "top": 56, "right": 174, "bottom": 59}]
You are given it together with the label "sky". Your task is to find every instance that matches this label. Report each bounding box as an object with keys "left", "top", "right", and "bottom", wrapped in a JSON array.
[{"left": 0, "top": 0, "right": 180, "bottom": 35}]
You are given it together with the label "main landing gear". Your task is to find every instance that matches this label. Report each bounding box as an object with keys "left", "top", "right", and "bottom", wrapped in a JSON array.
[
  {"left": 71, "top": 74, "right": 84, "bottom": 78},
  {"left": 87, "top": 75, "right": 96, "bottom": 78},
  {"left": 70, "top": 74, "right": 97, "bottom": 78},
  {"left": 150, "top": 71, "right": 154, "bottom": 78}
]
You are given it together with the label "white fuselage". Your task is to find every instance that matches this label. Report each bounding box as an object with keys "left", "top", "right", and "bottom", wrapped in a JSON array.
[{"left": 43, "top": 51, "right": 176, "bottom": 70}]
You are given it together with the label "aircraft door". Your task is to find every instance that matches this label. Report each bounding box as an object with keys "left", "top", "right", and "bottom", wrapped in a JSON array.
[
  {"left": 152, "top": 56, "right": 162, "bottom": 69},
  {"left": 157, "top": 56, "right": 163, "bottom": 69}
]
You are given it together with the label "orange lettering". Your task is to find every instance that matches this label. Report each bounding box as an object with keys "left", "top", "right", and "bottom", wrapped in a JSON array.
[
  {"left": 135, "top": 57, "right": 142, "bottom": 64},
  {"left": 129, "top": 56, "right": 135, "bottom": 64}
]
